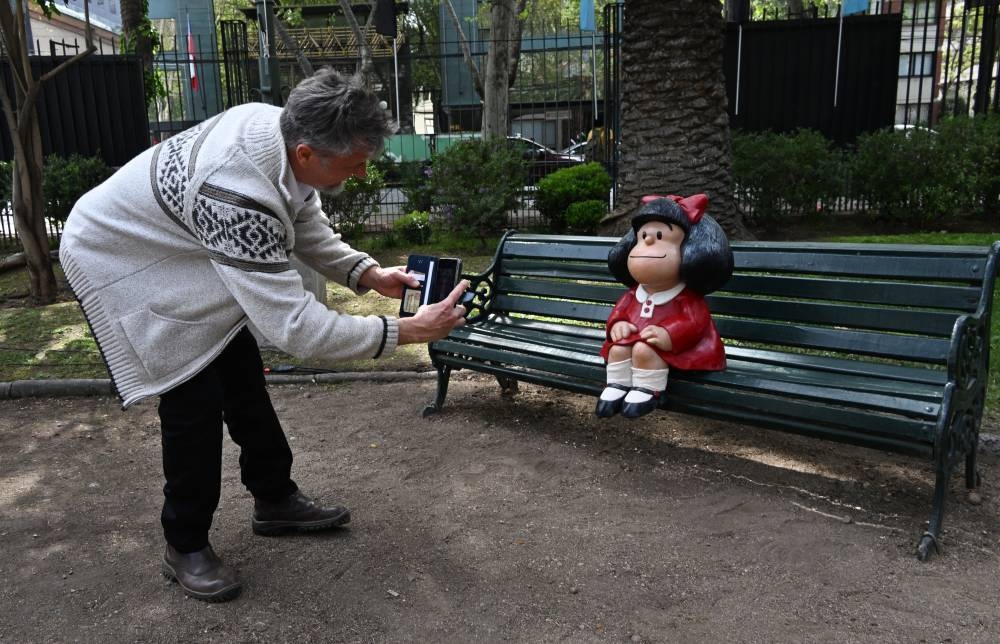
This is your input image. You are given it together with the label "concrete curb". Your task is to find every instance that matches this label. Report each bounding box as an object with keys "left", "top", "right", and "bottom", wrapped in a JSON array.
[{"left": 0, "top": 371, "right": 436, "bottom": 400}]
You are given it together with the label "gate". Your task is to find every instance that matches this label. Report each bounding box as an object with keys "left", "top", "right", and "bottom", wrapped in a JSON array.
[{"left": 724, "top": 15, "right": 903, "bottom": 143}]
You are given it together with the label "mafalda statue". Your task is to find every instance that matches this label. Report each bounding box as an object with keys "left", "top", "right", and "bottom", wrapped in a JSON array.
[{"left": 597, "top": 194, "right": 734, "bottom": 419}]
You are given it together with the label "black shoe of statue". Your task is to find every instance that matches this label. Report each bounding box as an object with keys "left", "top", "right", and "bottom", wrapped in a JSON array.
[
  {"left": 252, "top": 490, "right": 351, "bottom": 536},
  {"left": 161, "top": 544, "right": 242, "bottom": 602},
  {"left": 620, "top": 387, "right": 661, "bottom": 420},
  {"left": 595, "top": 383, "right": 629, "bottom": 418}
]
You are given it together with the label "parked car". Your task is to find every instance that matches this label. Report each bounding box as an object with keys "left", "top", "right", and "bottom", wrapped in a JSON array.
[
  {"left": 560, "top": 140, "right": 589, "bottom": 157},
  {"left": 506, "top": 135, "right": 585, "bottom": 183}
]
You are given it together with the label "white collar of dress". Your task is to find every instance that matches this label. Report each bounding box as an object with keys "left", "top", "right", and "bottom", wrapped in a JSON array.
[{"left": 635, "top": 282, "right": 686, "bottom": 305}]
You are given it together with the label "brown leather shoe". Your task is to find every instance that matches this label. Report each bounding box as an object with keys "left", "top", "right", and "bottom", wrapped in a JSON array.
[
  {"left": 161, "top": 544, "right": 242, "bottom": 602},
  {"left": 252, "top": 490, "right": 351, "bottom": 536}
]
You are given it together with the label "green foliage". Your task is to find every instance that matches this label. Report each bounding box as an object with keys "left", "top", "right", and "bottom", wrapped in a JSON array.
[
  {"left": 393, "top": 210, "right": 433, "bottom": 245},
  {"left": 322, "top": 161, "right": 385, "bottom": 240},
  {"left": 535, "top": 162, "right": 611, "bottom": 231},
  {"left": 564, "top": 199, "right": 607, "bottom": 234},
  {"left": 731, "top": 129, "right": 844, "bottom": 222},
  {"left": 933, "top": 114, "right": 1000, "bottom": 217},
  {"left": 851, "top": 128, "right": 961, "bottom": 222},
  {"left": 399, "top": 161, "right": 435, "bottom": 213},
  {"left": 38, "top": 155, "right": 112, "bottom": 223},
  {"left": 429, "top": 137, "right": 526, "bottom": 243}
]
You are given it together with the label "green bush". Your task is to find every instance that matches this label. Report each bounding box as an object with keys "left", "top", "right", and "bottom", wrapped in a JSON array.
[
  {"left": 564, "top": 199, "right": 607, "bottom": 234},
  {"left": 41, "top": 154, "right": 113, "bottom": 222},
  {"left": 399, "top": 161, "right": 435, "bottom": 213},
  {"left": 535, "top": 162, "right": 611, "bottom": 231},
  {"left": 393, "top": 210, "right": 433, "bottom": 244},
  {"left": 850, "top": 128, "right": 958, "bottom": 221},
  {"left": 429, "top": 137, "right": 526, "bottom": 243},
  {"left": 934, "top": 114, "right": 1000, "bottom": 217},
  {"left": 731, "top": 129, "right": 843, "bottom": 222},
  {"left": 322, "top": 160, "right": 385, "bottom": 240}
]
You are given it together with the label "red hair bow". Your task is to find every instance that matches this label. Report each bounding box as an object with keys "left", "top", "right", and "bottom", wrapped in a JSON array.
[{"left": 640, "top": 193, "right": 708, "bottom": 224}]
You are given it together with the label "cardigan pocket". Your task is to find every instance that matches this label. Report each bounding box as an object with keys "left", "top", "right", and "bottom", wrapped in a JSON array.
[{"left": 119, "top": 307, "right": 221, "bottom": 380}]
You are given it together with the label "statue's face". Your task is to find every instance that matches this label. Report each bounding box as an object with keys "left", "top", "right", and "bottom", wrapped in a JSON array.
[{"left": 627, "top": 220, "right": 685, "bottom": 293}]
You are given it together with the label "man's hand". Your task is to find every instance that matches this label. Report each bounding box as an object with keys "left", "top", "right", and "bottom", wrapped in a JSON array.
[
  {"left": 359, "top": 265, "right": 419, "bottom": 299},
  {"left": 397, "top": 280, "right": 470, "bottom": 345}
]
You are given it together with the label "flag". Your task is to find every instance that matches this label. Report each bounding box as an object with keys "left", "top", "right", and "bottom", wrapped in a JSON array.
[
  {"left": 842, "top": 0, "right": 867, "bottom": 15},
  {"left": 580, "top": 0, "right": 595, "bottom": 31},
  {"left": 374, "top": 0, "right": 397, "bottom": 39},
  {"left": 187, "top": 14, "right": 199, "bottom": 92}
]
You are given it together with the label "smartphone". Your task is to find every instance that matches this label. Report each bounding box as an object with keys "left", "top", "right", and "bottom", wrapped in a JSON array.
[{"left": 399, "top": 255, "right": 464, "bottom": 317}]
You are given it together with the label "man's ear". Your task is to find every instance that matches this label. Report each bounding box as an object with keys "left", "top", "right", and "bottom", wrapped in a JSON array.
[{"left": 295, "top": 143, "right": 316, "bottom": 165}]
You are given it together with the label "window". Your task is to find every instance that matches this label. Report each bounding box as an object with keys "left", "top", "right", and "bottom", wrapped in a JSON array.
[{"left": 898, "top": 53, "right": 934, "bottom": 77}]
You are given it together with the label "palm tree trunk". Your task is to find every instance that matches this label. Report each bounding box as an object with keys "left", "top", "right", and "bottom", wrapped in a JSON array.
[{"left": 609, "top": 0, "right": 751, "bottom": 239}]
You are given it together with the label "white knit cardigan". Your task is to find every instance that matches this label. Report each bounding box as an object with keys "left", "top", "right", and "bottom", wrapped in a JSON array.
[{"left": 59, "top": 103, "right": 398, "bottom": 407}]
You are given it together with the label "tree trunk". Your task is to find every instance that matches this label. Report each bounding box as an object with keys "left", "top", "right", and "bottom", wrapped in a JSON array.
[
  {"left": 605, "top": 0, "right": 751, "bottom": 240},
  {"left": 11, "top": 112, "right": 57, "bottom": 302},
  {"left": 119, "top": 0, "right": 154, "bottom": 68},
  {"left": 0, "top": 0, "right": 97, "bottom": 302},
  {"left": 482, "top": 1, "right": 516, "bottom": 137}
]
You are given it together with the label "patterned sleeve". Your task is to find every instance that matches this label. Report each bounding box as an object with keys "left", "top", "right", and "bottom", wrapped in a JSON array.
[{"left": 192, "top": 182, "right": 292, "bottom": 273}]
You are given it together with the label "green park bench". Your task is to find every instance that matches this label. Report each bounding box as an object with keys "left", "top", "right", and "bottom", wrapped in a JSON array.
[{"left": 424, "top": 232, "right": 1000, "bottom": 561}]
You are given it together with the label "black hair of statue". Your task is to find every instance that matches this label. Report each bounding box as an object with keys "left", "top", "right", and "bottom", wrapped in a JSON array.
[{"left": 607, "top": 198, "right": 734, "bottom": 295}]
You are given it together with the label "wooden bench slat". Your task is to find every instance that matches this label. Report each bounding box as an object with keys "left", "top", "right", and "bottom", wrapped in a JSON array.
[
  {"left": 433, "top": 339, "right": 605, "bottom": 382},
  {"left": 723, "top": 274, "right": 983, "bottom": 311},
  {"left": 732, "top": 249, "right": 989, "bottom": 283},
  {"left": 495, "top": 276, "right": 626, "bottom": 304},
  {"left": 665, "top": 388, "right": 936, "bottom": 458},
  {"left": 494, "top": 294, "right": 612, "bottom": 324},
  {"left": 501, "top": 259, "right": 619, "bottom": 282},
  {"left": 724, "top": 347, "right": 947, "bottom": 386},
  {"left": 502, "top": 238, "right": 616, "bottom": 262},
  {"left": 715, "top": 318, "right": 951, "bottom": 363},
  {"left": 669, "top": 381, "right": 939, "bottom": 443},
  {"left": 708, "top": 295, "right": 960, "bottom": 337}
]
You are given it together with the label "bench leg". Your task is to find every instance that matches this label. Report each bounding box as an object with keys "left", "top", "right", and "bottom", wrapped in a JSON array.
[
  {"left": 917, "top": 458, "right": 953, "bottom": 562},
  {"left": 496, "top": 375, "right": 519, "bottom": 397},
  {"left": 423, "top": 364, "right": 452, "bottom": 417},
  {"left": 965, "top": 447, "right": 983, "bottom": 505}
]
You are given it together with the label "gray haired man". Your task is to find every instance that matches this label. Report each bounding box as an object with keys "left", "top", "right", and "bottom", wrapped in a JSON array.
[{"left": 60, "top": 68, "right": 468, "bottom": 602}]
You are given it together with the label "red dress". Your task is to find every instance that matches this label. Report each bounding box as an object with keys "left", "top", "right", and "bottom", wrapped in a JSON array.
[{"left": 599, "top": 287, "right": 726, "bottom": 371}]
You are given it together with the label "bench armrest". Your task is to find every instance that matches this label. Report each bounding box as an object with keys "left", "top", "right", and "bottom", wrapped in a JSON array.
[{"left": 940, "top": 314, "right": 990, "bottom": 462}]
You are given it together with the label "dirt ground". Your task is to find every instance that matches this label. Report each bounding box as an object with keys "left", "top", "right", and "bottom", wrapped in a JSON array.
[{"left": 2, "top": 373, "right": 999, "bottom": 644}]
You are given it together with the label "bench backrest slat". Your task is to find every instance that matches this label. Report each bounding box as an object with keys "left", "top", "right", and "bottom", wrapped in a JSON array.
[
  {"left": 707, "top": 295, "right": 961, "bottom": 337},
  {"left": 724, "top": 274, "right": 982, "bottom": 311},
  {"left": 734, "top": 246, "right": 990, "bottom": 283}
]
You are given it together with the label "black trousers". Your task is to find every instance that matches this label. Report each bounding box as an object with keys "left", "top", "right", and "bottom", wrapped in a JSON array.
[{"left": 157, "top": 327, "right": 297, "bottom": 552}]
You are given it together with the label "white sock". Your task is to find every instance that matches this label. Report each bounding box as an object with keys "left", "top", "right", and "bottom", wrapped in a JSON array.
[
  {"left": 625, "top": 367, "right": 669, "bottom": 403},
  {"left": 600, "top": 359, "right": 632, "bottom": 401}
]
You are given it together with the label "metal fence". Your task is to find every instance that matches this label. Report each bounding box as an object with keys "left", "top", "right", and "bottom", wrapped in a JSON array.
[
  {"left": 2, "top": 1, "right": 997, "bottom": 250},
  {"left": 743, "top": 0, "right": 999, "bottom": 127}
]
